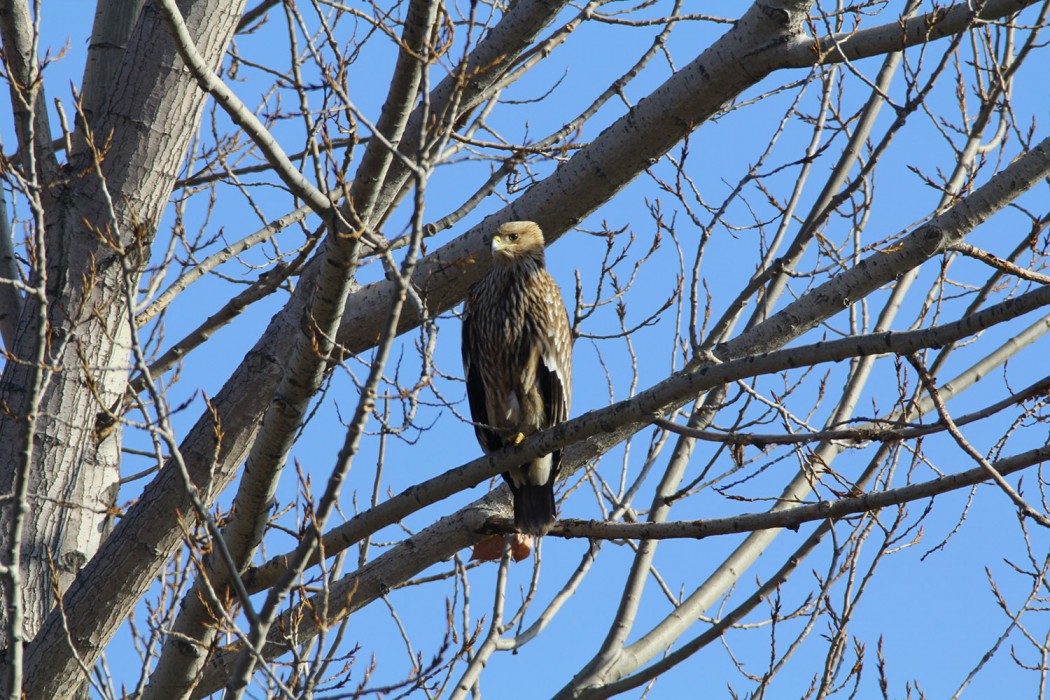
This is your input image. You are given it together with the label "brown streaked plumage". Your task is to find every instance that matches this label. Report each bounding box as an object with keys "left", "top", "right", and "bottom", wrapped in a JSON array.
[{"left": 462, "top": 221, "right": 573, "bottom": 536}]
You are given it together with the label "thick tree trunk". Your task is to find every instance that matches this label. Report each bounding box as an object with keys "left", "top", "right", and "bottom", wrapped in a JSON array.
[{"left": 0, "top": 0, "right": 246, "bottom": 663}]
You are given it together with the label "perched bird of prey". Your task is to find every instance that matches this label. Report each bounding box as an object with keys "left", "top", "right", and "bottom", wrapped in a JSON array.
[{"left": 462, "top": 221, "right": 573, "bottom": 536}]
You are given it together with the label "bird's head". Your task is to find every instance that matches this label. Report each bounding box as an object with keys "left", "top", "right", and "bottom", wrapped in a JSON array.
[{"left": 489, "top": 221, "right": 545, "bottom": 265}]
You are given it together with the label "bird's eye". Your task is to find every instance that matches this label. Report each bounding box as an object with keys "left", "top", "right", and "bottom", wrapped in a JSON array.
[{"left": 508, "top": 233, "right": 519, "bottom": 241}]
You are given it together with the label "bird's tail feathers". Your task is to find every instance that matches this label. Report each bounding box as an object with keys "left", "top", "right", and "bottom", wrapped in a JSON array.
[{"left": 512, "top": 482, "right": 556, "bottom": 536}]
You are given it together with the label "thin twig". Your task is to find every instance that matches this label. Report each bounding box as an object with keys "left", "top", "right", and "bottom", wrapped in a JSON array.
[{"left": 907, "top": 353, "right": 1050, "bottom": 528}]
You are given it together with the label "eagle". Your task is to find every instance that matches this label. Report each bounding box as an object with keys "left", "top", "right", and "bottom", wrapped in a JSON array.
[{"left": 462, "top": 221, "right": 573, "bottom": 536}]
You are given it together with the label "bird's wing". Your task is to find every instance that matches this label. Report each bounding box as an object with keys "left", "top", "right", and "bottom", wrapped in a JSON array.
[
  {"left": 462, "top": 302, "right": 502, "bottom": 453},
  {"left": 534, "top": 273, "right": 573, "bottom": 429},
  {"left": 534, "top": 295, "right": 571, "bottom": 484},
  {"left": 537, "top": 346, "right": 568, "bottom": 428}
]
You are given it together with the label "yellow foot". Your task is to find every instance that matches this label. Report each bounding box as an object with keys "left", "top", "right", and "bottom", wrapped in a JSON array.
[{"left": 510, "top": 432, "right": 526, "bottom": 446}]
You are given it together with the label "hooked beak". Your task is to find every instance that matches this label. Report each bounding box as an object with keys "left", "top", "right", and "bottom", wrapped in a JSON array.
[{"left": 490, "top": 234, "right": 509, "bottom": 258}]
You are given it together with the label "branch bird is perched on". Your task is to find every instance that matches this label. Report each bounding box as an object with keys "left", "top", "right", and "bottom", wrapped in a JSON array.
[{"left": 462, "top": 221, "right": 574, "bottom": 536}]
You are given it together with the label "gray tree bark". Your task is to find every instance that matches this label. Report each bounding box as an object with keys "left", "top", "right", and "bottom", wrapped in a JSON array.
[{"left": 0, "top": 0, "right": 246, "bottom": 685}]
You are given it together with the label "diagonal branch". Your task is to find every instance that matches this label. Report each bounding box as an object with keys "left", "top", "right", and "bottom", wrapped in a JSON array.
[
  {"left": 225, "top": 192, "right": 430, "bottom": 700},
  {"left": 907, "top": 353, "right": 1050, "bottom": 527},
  {"left": 141, "top": 0, "right": 440, "bottom": 696},
  {"left": 785, "top": 0, "right": 1042, "bottom": 67},
  {"left": 153, "top": 0, "right": 333, "bottom": 218}
]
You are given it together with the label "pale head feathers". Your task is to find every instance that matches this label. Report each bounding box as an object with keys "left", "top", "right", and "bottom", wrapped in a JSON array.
[{"left": 490, "top": 221, "right": 546, "bottom": 264}]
